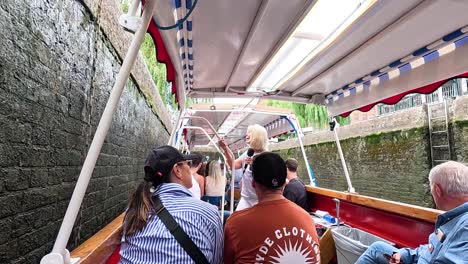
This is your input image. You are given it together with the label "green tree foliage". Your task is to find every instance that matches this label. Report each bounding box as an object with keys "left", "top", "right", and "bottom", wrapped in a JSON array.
[
  {"left": 120, "top": 0, "right": 176, "bottom": 111},
  {"left": 140, "top": 35, "right": 175, "bottom": 109},
  {"left": 265, "top": 100, "right": 349, "bottom": 129}
]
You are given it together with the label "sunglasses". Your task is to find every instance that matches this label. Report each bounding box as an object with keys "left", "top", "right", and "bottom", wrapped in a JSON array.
[{"left": 177, "top": 160, "right": 193, "bottom": 167}]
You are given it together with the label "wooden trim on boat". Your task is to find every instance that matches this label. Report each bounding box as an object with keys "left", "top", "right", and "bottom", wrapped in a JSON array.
[
  {"left": 70, "top": 213, "right": 124, "bottom": 264},
  {"left": 306, "top": 186, "right": 443, "bottom": 223}
]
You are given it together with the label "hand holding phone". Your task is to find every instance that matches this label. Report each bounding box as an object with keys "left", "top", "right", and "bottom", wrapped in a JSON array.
[{"left": 383, "top": 252, "right": 403, "bottom": 264}]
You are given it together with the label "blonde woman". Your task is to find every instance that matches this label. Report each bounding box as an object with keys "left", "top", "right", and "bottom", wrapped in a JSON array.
[
  {"left": 202, "top": 160, "right": 227, "bottom": 208},
  {"left": 219, "top": 124, "right": 269, "bottom": 210}
]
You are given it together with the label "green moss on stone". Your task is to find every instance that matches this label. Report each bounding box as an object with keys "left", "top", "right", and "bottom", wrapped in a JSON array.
[{"left": 454, "top": 120, "right": 468, "bottom": 129}]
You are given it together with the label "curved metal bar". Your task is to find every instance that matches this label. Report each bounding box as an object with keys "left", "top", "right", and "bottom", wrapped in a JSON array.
[
  {"left": 179, "top": 115, "right": 237, "bottom": 213},
  {"left": 181, "top": 126, "right": 228, "bottom": 223},
  {"left": 331, "top": 118, "right": 355, "bottom": 193},
  {"left": 281, "top": 116, "right": 317, "bottom": 186}
]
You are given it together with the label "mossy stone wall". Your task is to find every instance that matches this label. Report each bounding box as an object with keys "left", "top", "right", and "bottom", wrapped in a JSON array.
[{"left": 274, "top": 127, "right": 435, "bottom": 207}]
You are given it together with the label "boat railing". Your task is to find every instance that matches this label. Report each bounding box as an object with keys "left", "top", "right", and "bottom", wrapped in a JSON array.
[{"left": 307, "top": 186, "right": 443, "bottom": 248}]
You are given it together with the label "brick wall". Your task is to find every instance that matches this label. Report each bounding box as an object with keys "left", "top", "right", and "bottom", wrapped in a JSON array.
[{"left": 0, "top": 0, "right": 170, "bottom": 263}]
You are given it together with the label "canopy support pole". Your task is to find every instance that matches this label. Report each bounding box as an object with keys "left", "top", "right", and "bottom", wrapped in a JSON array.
[
  {"left": 41, "top": 1, "right": 157, "bottom": 263},
  {"left": 330, "top": 118, "right": 355, "bottom": 193},
  {"left": 282, "top": 116, "right": 317, "bottom": 186},
  {"left": 179, "top": 126, "right": 228, "bottom": 223},
  {"left": 177, "top": 115, "right": 237, "bottom": 213}
]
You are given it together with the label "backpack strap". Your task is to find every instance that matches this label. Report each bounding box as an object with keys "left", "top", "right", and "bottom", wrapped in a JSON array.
[{"left": 152, "top": 195, "right": 209, "bottom": 264}]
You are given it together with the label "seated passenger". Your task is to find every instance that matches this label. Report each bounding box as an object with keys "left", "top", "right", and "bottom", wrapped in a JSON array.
[
  {"left": 357, "top": 161, "right": 468, "bottom": 264},
  {"left": 119, "top": 146, "right": 223, "bottom": 264},
  {"left": 225, "top": 168, "right": 243, "bottom": 203},
  {"left": 202, "top": 160, "right": 226, "bottom": 208},
  {"left": 189, "top": 152, "right": 205, "bottom": 197},
  {"left": 283, "top": 158, "right": 308, "bottom": 211},
  {"left": 224, "top": 152, "right": 320, "bottom": 263}
]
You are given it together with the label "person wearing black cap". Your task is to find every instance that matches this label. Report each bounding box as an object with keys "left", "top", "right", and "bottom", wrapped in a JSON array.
[
  {"left": 119, "top": 146, "right": 223, "bottom": 264},
  {"left": 223, "top": 152, "right": 320, "bottom": 263}
]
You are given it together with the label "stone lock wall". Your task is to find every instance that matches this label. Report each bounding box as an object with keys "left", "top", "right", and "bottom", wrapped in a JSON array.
[
  {"left": 274, "top": 127, "right": 434, "bottom": 208},
  {"left": 272, "top": 100, "right": 468, "bottom": 209},
  {"left": 0, "top": 0, "right": 171, "bottom": 263}
]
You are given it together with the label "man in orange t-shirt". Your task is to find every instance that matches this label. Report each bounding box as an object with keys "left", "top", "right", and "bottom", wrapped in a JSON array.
[{"left": 224, "top": 152, "right": 320, "bottom": 264}]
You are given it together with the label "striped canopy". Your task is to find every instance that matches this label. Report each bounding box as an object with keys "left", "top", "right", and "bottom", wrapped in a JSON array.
[{"left": 145, "top": 0, "right": 468, "bottom": 116}]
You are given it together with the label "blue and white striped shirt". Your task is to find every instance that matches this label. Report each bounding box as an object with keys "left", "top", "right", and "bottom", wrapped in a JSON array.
[{"left": 119, "top": 183, "right": 223, "bottom": 264}]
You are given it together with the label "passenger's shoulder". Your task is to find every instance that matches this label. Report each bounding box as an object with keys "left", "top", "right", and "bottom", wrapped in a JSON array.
[
  {"left": 184, "top": 199, "right": 222, "bottom": 227},
  {"left": 282, "top": 200, "right": 310, "bottom": 215},
  {"left": 192, "top": 198, "right": 220, "bottom": 214},
  {"left": 226, "top": 207, "right": 255, "bottom": 223}
]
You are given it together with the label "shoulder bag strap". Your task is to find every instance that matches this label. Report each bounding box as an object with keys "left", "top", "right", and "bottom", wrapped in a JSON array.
[{"left": 152, "top": 195, "right": 209, "bottom": 264}]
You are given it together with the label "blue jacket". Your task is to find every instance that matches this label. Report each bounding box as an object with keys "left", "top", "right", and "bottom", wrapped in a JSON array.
[{"left": 399, "top": 202, "right": 468, "bottom": 263}]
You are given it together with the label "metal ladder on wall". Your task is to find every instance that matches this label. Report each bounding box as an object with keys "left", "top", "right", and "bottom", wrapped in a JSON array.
[{"left": 427, "top": 100, "right": 451, "bottom": 167}]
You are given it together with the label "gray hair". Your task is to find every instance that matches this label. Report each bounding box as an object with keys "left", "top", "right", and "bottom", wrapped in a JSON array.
[{"left": 429, "top": 161, "right": 468, "bottom": 196}]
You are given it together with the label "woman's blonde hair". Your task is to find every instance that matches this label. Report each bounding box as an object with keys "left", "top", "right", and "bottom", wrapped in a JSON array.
[
  {"left": 207, "top": 160, "right": 223, "bottom": 184},
  {"left": 247, "top": 124, "right": 269, "bottom": 151}
]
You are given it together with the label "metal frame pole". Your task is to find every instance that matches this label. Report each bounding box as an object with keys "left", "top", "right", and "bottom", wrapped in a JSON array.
[
  {"left": 41, "top": 1, "right": 158, "bottom": 263},
  {"left": 331, "top": 118, "right": 355, "bottom": 193},
  {"left": 282, "top": 116, "right": 317, "bottom": 186},
  {"left": 230, "top": 161, "right": 235, "bottom": 214},
  {"left": 181, "top": 126, "right": 228, "bottom": 223},
  {"left": 128, "top": 0, "right": 141, "bottom": 16},
  {"left": 176, "top": 114, "right": 237, "bottom": 213}
]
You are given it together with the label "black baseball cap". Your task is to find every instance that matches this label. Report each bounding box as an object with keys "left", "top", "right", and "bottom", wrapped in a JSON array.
[
  {"left": 252, "top": 152, "right": 287, "bottom": 188},
  {"left": 144, "top": 146, "right": 198, "bottom": 177}
]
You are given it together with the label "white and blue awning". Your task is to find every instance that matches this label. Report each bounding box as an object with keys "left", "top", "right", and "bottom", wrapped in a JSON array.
[
  {"left": 325, "top": 29, "right": 468, "bottom": 115},
  {"left": 150, "top": 0, "right": 468, "bottom": 116}
]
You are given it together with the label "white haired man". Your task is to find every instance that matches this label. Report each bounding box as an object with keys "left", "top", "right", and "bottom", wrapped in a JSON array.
[{"left": 357, "top": 161, "right": 468, "bottom": 263}]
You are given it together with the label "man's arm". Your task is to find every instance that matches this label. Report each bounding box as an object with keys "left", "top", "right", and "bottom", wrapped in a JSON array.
[{"left": 431, "top": 222, "right": 468, "bottom": 263}]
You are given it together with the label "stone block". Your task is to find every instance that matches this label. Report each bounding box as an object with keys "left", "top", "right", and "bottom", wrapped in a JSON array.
[
  {"left": 5, "top": 121, "right": 32, "bottom": 144},
  {"left": 0, "top": 143, "right": 20, "bottom": 167},
  {"left": 4, "top": 168, "right": 29, "bottom": 191},
  {"left": 87, "top": 178, "right": 109, "bottom": 194},
  {"left": 0, "top": 216, "right": 13, "bottom": 245},
  {"left": 0, "top": 240, "right": 18, "bottom": 264},
  {"left": 66, "top": 133, "right": 86, "bottom": 151},
  {"left": 0, "top": 193, "right": 23, "bottom": 218},
  {"left": 18, "top": 146, "right": 49, "bottom": 167},
  {"left": 16, "top": 222, "right": 57, "bottom": 257},
  {"left": 11, "top": 211, "right": 34, "bottom": 238},
  {"left": 30, "top": 168, "right": 49, "bottom": 188},
  {"left": 57, "top": 182, "right": 76, "bottom": 201},
  {"left": 47, "top": 167, "right": 64, "bottom": 185},
  {"left": 68, "top": 91, "right": 87, "bottom": 120},
  {"left": 16, "top": 244, "right": 49, "bottom": 264},
  {"left": 29, "top": 205, "right": 58, "bottom": 229},
  {"left": 32, "top": 125, "right": 50, "bottom": 146},
  {"left": 22, "top": 187, "right": 58, "bottom": 211}
]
